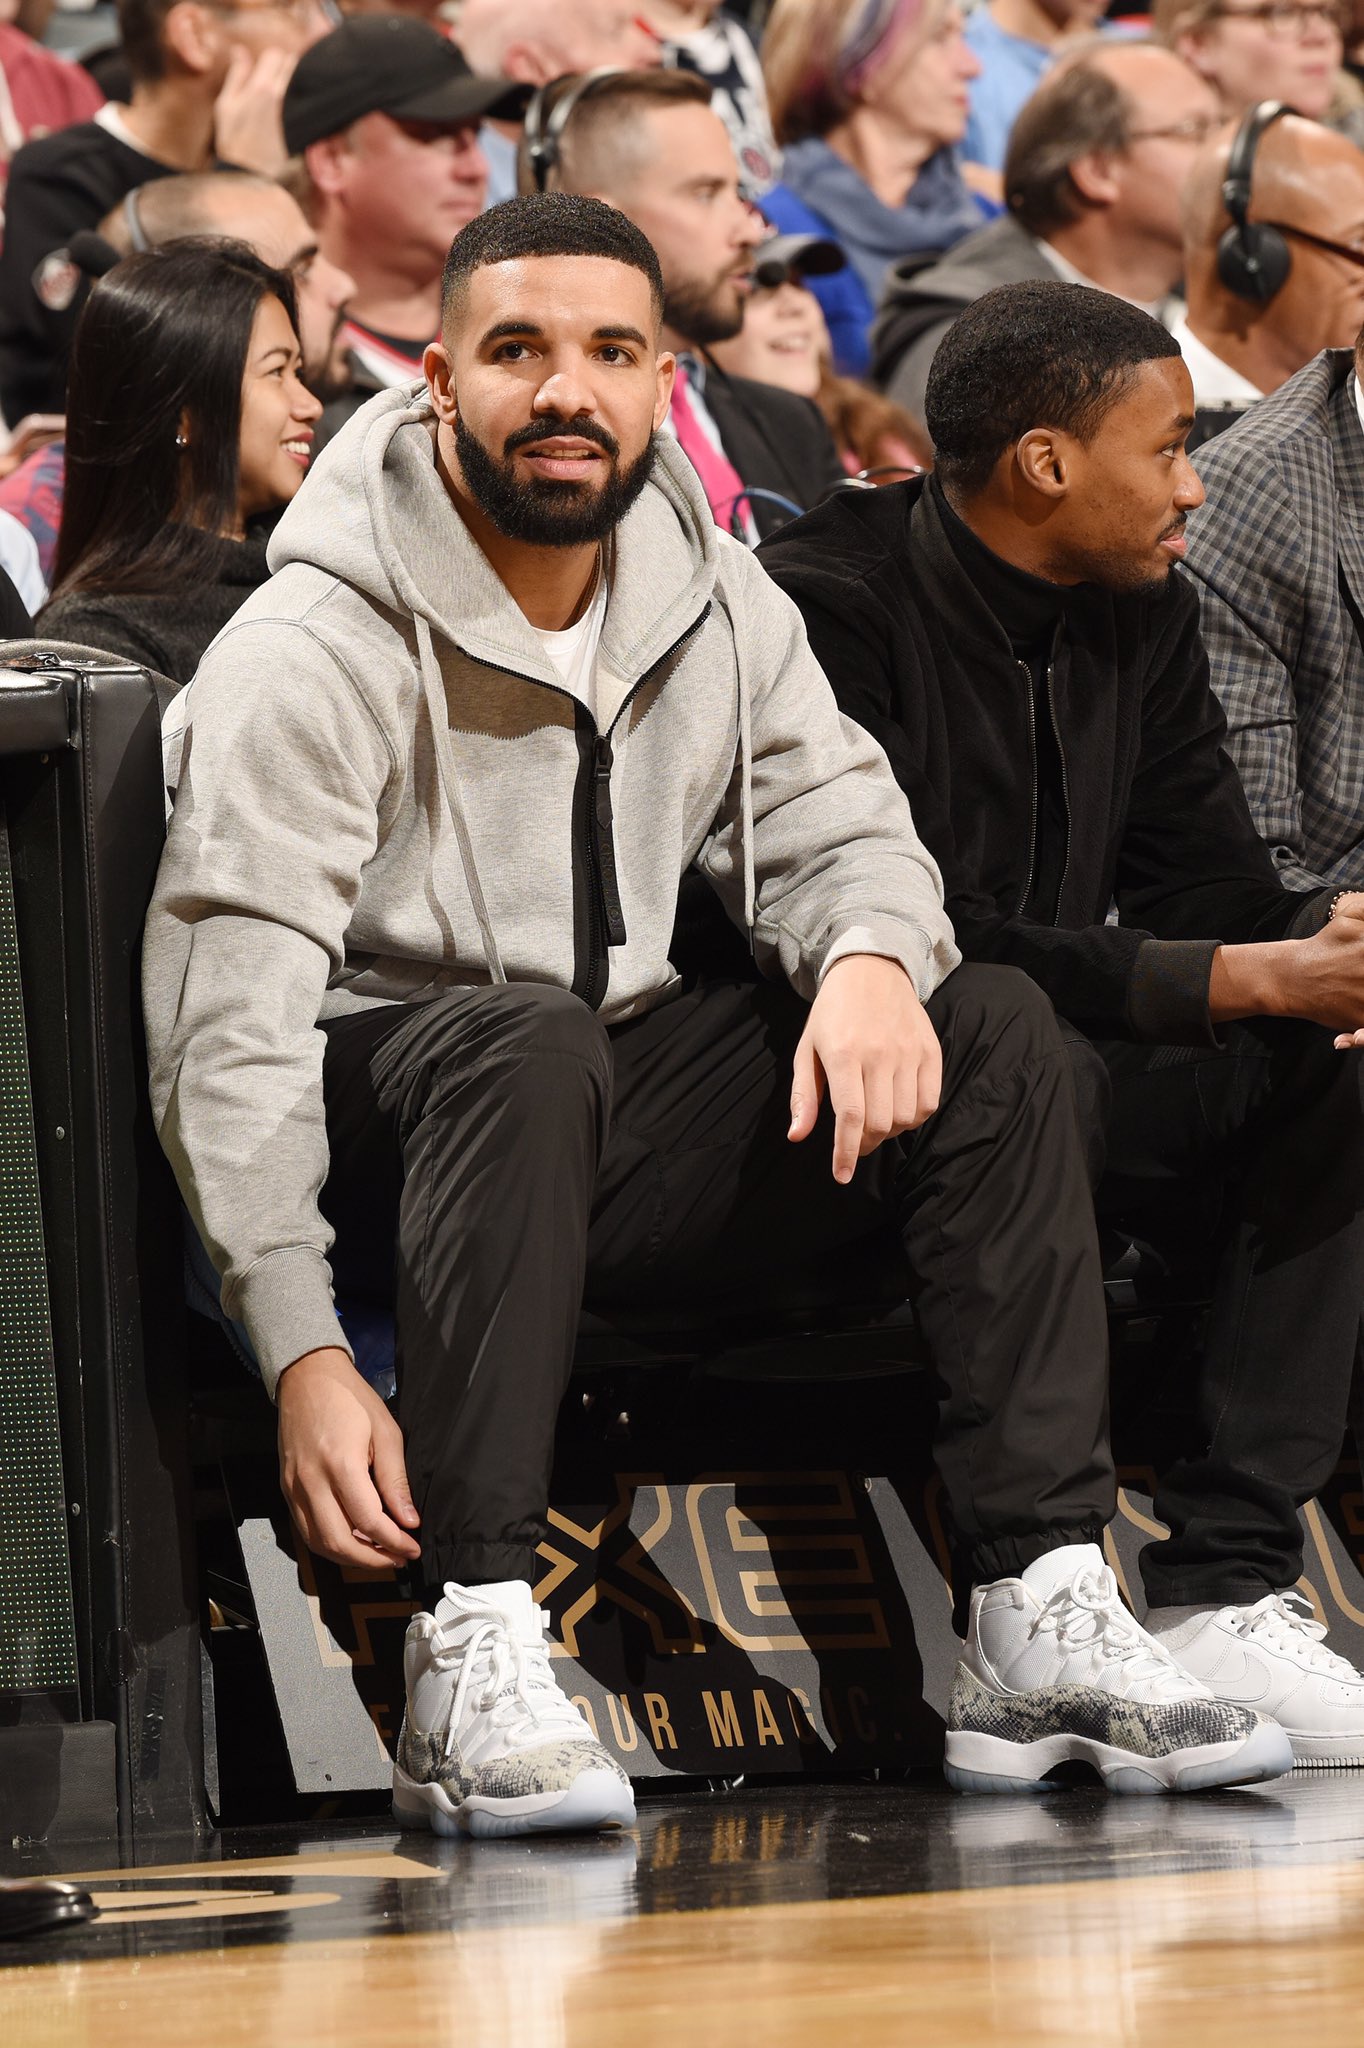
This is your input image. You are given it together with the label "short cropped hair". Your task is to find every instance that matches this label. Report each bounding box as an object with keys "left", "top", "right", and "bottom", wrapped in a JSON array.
[
  {"left": 515, "top": 69, "right": 711, "bottom": 195},
  {"left": 1005, "top": 60, "right": 1135, "bottom": 238},
  {"left": 925, "top": 280, "right": 1182, "bottom": 499},
  {"left": 117, "top": 0, "right": 176, "bottom": 84},
  {"left": 440, "top": 193, "right": 666, "bottom": 330}
]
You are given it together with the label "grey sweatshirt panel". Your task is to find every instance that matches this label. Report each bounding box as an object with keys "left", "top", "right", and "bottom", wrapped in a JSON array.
[{"left": 144, "top": 385, "right": 959, "bottom": 1395}]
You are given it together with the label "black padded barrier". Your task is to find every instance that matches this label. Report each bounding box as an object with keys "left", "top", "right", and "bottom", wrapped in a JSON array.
[
  {"left": 0, "top": 648, "right": 204, "bottom": 1847},
  {"left": 0, "top": 790, "right": 79, "bottom": 1700}
]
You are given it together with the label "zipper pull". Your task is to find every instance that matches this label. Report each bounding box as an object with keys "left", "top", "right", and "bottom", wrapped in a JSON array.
[{"left": 593, "top": 734, "right": 614, "bottom": 828}]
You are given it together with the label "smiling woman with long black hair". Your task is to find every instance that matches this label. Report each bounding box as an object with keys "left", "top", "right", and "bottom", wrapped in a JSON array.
[{"left": 39, "top": 239, "right": 321, "bottom": 685}]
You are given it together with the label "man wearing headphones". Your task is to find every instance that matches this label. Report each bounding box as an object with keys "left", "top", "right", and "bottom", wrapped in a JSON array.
[
  {"left": 1175, "top": 101, "right": 1364, "bottom": 444},
  {"left": 518, "top": 67, "right": 845, "bottom": 539},
  {"left": 1179, "top": 116, "right": 1364, "bottom": 895}
]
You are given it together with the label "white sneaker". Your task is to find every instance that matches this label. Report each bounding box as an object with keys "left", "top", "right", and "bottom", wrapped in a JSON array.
[
  {"left": 391, "top": 1580, "right": 636, "bottom": 1838},
  {"left": 1146, "top": 1591, "right": 1364, "bottom": 1768},
  {"left": 944, "top": 1542, "right": 1293, "bottom": 1795}
]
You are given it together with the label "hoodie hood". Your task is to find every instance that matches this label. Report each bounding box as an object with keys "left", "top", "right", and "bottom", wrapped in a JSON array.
[{"left": 268, "top": 380, "right": 720, "bottom": 699}]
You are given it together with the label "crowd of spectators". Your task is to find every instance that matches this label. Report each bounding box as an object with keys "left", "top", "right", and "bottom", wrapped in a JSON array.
[
  {"left": 6, "top": 0, "right": 1364, "bottom": 575},
  {"left": 7, "top": 0, "right": 1364, "bottom": 1819}
]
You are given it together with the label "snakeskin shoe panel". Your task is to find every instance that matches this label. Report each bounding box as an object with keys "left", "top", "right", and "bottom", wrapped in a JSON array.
[
  {"left": 474, "top": 1739, "right": 631, "bottom": 1801},
  {"left": 949, "top": 1666, "right": 1260, "bottom": 1757}
]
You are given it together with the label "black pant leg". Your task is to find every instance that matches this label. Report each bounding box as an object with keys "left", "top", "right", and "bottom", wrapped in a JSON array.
[
  {"left": 321, "top": 968, "right": 1114, "bottom": 1605},
  {"left": 593, "top": 967, "right": 1116, "bottom": 1589},
  {"left": 902, "top": 967, "right": 1115, "bottom": 1585},
  {"left": 1093, "top": 1022, "right": 1364, "bottom": 1607},
  {"left": 321, "top": 984, "right": 613, "bottom": 1593}
]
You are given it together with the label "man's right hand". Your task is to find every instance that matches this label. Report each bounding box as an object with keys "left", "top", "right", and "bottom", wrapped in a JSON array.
[
  {"left": 1211, "top": 894, "right": 1364, "bottom": 1036},
  {"left": 277, "top": 1347, "right": 422, "bottom": 1573}
]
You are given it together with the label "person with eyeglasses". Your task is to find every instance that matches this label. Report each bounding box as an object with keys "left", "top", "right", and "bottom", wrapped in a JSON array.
[
  {"left": 1153, "top": 0, "right": 1360, "bottom": 130},
  {"left": 1173, "top": 106, "right": 1364, "bottom": 438},
  {"left": 0, "top": 0, "right": 331, "bottom": 426},
  {"left": 873, "top": 42, "right": 1221, "bottom": 426}
]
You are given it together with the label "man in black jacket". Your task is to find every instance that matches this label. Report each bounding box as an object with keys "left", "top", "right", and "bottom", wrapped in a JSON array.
[
  {"left": 515, "top": 67, "right": 844, "bottom": 539},
  {"left": 760, "top": 279, "right": 1364, "bottom": 1768}
]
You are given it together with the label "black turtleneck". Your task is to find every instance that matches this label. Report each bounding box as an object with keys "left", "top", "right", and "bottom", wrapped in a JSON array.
[{"left": 932, "top": 477, "right": 1070, "bottom": 923}]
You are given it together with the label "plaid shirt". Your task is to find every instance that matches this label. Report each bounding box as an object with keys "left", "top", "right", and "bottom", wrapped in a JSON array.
[{"left": 1182, "top": 348, "right": 1364, "bottom": 892}]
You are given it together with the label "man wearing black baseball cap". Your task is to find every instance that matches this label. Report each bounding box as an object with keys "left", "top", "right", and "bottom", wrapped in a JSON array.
[{"left": 288, "top": 17, "right": 528, "bottom": 415}]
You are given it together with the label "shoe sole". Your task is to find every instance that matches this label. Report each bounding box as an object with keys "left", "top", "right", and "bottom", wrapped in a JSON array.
[
  {"left": 392, "top": 1765, "right": 636, "bottom": 1839},
  {"left": 943, "top": 1717, "right": 1294, "bottom": 1795},
  {"left": 1285, "top": 1734, "right": 1364, "bottom": 1769}
]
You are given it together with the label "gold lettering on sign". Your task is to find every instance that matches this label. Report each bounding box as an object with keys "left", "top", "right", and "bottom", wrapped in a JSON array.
[
  {"left": 570, "top": 1694, "right": 600, "bottom": 1740},
  {"left": 533, "top": 1476, "right": 705, "bottom": 1657},
  {"left": 788, "top": 1685, "right": 819, "bottom": 1745},
  {"left": 753, "top": 1689, "right": 784, "bottom": 1747},
  {"left": 290, "top": 1539, "right": 417, "bottom": 1671},
  {"left": 686, "top": 1475, "right": 890, "bottom": 1651},
  {"left": 605, "top": 1693, "right": 640, "bottom": 1752},
  {"left": 703, "top": 1689, "right": 743, "bottom": 1748},
  {"left": 643, "top": 1692, "right": 678, "bottom": 1752}
]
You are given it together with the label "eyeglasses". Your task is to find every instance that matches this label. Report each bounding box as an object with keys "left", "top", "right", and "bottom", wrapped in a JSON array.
[
  {"left": 1127, "top": 113, "right": 1225, "bottom": 144},
  {"left": 1207, "top": 2, "right": 1346, "bottom": 37},
  {"left": 1263, "top": 219, "right": 1364, "bottom": 269}
]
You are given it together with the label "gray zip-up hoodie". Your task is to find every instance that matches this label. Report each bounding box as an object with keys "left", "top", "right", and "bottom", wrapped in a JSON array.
[{"left": 144, "top": 384, "right": 958, "bottom": 1395}]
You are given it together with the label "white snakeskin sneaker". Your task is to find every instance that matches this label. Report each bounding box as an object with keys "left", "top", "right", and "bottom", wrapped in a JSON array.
[
  {"left": 1146, "top": 1591, "right": 1364, "bottom": 1768},
  {"left": 392, "top": 1580, "right": 636, "bottom": 1839},
  {"left": 945, "top": 1542, "right": 1293, "bottom": 1795}
]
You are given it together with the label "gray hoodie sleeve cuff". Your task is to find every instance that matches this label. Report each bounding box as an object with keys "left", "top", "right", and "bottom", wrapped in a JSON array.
[
  {"left": 818, "top": 916, "right": 960, "bottom": 1004},
  {"left": 1127, "top": 937, "right": 1222, "bottom": 1045},
  {"left": 229, "top": 1248, "right": 355, "bottom": 1403}
]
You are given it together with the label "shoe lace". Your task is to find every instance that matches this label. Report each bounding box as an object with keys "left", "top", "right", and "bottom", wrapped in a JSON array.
[
  {"left": 1030, "top": 1565, "right": 1185, "bottom": 1687},
  {"left": 1233, "top": 1591, "right": 1357, "bottom": 1676},
  {"left": 429, "top": 1607, "right": 583, "bottom": 1757}
]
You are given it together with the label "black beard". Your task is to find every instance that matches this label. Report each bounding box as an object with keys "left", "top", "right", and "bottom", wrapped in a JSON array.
[
  {"left": 662, "top": 273, "right": 745, "bottom": 346},
  {"left": 455, "top": 411, "right": 656, "bottom": 546}
]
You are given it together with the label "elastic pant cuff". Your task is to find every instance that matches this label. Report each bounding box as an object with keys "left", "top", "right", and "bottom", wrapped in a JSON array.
[
  {"left": 418, "top": 1542, "right": 542, "bottom": 1606},
  {"left": 964, "top": 1521, "right": 1109, "bottom": 1590},
  {"left": 1141, "top": 1568, "right": 1292, "bottom": 1612}
]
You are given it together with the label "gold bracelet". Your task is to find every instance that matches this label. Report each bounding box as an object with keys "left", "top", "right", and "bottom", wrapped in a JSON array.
[{"left": 1328, "top": 889, "right": 1350, "bottom": 921}]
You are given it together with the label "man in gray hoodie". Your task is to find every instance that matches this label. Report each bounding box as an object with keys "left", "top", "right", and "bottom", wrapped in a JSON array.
[{"left": 145, "top": 194, "right": 1291, "bottom": 1839}]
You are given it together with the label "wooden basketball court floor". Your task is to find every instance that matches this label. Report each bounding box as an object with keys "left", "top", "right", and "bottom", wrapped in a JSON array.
[{"left": 3, "top": 1774, "right": 1364, "bottom": 2048}]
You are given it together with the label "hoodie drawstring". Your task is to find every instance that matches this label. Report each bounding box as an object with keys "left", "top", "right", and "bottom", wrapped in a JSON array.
[
  {"left": 413, "top": 611, "right": 507, "bottom": 987},
  {"left": 714, "top": 588, "right": 757, "bottom": 947}
]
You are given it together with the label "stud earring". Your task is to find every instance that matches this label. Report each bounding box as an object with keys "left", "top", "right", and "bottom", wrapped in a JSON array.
[{"left": 175, "top": 432, "right": 188, "bottom": 448}]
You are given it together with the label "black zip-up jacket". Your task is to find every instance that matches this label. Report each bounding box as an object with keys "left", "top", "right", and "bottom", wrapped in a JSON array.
[{"left": 758, "top": 473, "right": 1327, "bottom": 1043}]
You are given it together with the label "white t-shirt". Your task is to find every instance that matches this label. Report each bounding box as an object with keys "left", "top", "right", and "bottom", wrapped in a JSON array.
[{"left": 531, "top": 551, "right": 609, "bottom": 722}]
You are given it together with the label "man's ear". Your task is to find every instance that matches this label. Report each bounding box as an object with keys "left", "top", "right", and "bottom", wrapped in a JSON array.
[
  {"left": 654, "top": 348, "right": 676, "bottom": 431},
  {"left": 424, "top": 339, "right": 458, "bottom": 423},
  {"left": 162, "top": 0, "right": 221, "bottom": 78},
  {"left": 305, "top": 134, "right": 351, "bottom": 201},
  {"left": 1015, "top": 427, "right": 1069, "bottom": 500},
  {"left": 1067, "top": 149, "right": 1121, "bottom": 211}
]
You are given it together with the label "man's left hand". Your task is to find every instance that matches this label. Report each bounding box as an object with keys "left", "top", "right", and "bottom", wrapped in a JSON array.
[{"left": 789, "top": 955, "right": 942, "bottom": 1183}]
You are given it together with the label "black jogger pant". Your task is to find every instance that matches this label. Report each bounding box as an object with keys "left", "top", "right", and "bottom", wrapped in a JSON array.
[
  {"left": 318, "top": 966, "right": 1115, "bottom": 1598},
  {"left": 1061, "top": 1017, "right": 1364, "bottom": 1610}
]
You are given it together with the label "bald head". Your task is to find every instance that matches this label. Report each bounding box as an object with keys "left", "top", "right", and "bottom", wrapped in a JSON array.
[
  {"left": 100, "top": 171, "right": 313, "bottom": 265},
  {"left": 1184, "top": 112, "right": 1364, "bottom": 265},
  {"left": 1183, "top": 112, "right": 1364, "bottom": 388}
]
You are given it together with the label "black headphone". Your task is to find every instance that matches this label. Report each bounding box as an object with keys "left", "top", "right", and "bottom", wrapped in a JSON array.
[
  {"left": 523, "top": 69, "right": 626, "bottom": 192},
  {"left": 1216, "top": 100, "right": 1296, "bottom": 304}
]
